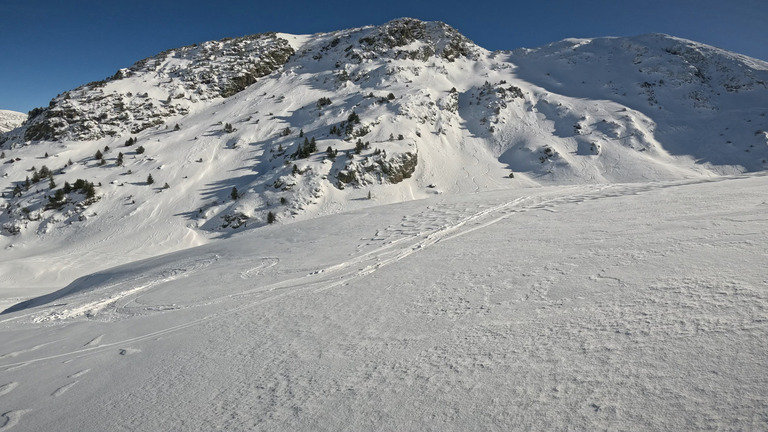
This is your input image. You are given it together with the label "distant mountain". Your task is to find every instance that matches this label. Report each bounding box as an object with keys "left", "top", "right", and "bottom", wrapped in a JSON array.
[
  {"left": 1, "top": 18, "right": 767, "bottom": 289},
  {"left": 0, "top": 110, "right": 26, "bottom": 133}
]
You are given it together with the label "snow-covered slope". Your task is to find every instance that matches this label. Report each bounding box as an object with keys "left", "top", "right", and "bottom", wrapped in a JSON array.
[
  {"left": 1, "top": 174, "right": 767, "bottom": 430},
  {"left": 1, "top": 18, "right": 767, "bottom": 299},
  {"left": 0, "top": 110, "right": 26, "bottom": 133}
]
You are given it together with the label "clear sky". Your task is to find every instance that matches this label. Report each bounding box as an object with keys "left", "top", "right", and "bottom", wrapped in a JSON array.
[{"left": 1, "top": 0, "right": 766, "bottom": 113}]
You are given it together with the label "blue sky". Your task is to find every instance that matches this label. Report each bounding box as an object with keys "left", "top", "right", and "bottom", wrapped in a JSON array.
[{"left": 1, "top": 0, "right": 766, "bottom": 113}]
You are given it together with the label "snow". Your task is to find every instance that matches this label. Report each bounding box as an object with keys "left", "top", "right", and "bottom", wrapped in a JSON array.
[
  {"left": 1, "top": 19, "right": 768, "bottom": 429},
  {"left": 1, "top": 174, "right": 768, "bottom": 430},
  {"left": 0, "top": 110, "right": 26, "bottom": 134}
]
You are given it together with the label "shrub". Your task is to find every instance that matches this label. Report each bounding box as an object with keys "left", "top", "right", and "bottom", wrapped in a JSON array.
[{"left": 136, "top": 146, "right": 145, "bottom": 154}]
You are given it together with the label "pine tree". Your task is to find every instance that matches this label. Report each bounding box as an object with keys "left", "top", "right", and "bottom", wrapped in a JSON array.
[
  {"left": 84, "top": 182, "right": 96, "bottom": 198},
  {"left": 95, "top": 150, "right": 103, "bottom": 160},
  {"left": 117, "top": 152, "right": 124, "bottom": 166},
  {"left": 267, "top": 211, "right": 276, "bottom": 224},
  {"left": 147, "top": 174, "right": 154, "bottom": 185},
  {"left": 231, "top": 187, "right": 239, "bottom": 200},
  {"left": 49, "top": 176, "right": 56, "bottom": 189},
  {"left": 136, "top": 146, "right": 145, "bottom": 154}
]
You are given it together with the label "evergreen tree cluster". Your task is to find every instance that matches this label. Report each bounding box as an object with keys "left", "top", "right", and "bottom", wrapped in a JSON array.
[
  {"left": 124, "top": 137, "right": 138, "bottom": 146},
  {"left": 316, "top": 97, "right": 332, "bottom": 109},
  {"left": 46, "top": 179, "right": 97, "bottom": 210},
  {"left": 30, "top": 165, "right": 52, "bottom": 184},
  {"left": 354, "top": 139, "right": 370, "bottom": 154},
  {"left": 329, "top": 111, "right": 362, "bottom": 137},
  {"left": 293, "top": 136, "right": 318, "bottom": 159}
]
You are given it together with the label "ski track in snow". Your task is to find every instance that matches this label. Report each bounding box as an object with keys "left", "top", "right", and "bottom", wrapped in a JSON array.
[
  {"left": 83, "top": 335, "right": 103, "bottom": 347},
  {"left": 50, "top": 381, "right": 78, "bottom": 397}
]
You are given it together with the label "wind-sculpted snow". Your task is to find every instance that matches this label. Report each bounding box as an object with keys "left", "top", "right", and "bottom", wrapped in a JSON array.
[{"left": 1, "top": 175, "right": 767, "bottom": 430}]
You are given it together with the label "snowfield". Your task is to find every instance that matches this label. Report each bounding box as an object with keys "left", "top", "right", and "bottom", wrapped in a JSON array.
[{"left": 2, "top": 173, "right": 767, "bottom": 431}]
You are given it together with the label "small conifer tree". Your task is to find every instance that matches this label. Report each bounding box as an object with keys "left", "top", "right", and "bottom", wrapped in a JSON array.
[
  {"left": 231, "top": 187, "right": 239, "bottom": 200},
  {"left": 147, "top": 174, "right": 154, "bottom": 185}
]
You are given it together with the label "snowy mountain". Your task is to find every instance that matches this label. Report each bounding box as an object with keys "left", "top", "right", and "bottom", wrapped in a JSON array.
[
  {"left": 2, "top": 19, "right": 768, "bottom": 431},
  {"left": 0, "top": 110, "right": 26, "bottom": 133},
  {"left": 1, "top": 17, "right": 767, "bottom": 292}
]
